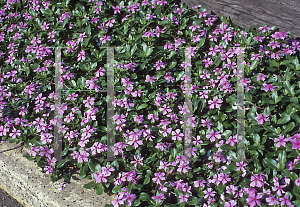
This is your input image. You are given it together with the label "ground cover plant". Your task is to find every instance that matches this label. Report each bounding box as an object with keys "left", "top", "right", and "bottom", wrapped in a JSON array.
[{"left": 1, "top": 0, "right": 300, "bottom": 206}]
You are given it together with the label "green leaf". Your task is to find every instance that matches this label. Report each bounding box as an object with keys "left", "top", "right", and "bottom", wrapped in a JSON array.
[
  {"left": 62, "top": 17, "right": 69, "bottom": 28},
  {"left": 278, "top": 150, "right": 286, "bottom": 170},
  {"left": 282, "top": 169, "right": 290, "bottom": 177},
  {"left": 131, "top": 44, "right": 138, "bottom": 57},
  {"left": 124, "top": 24, "right": 128, "bottom": 34},
  {"left": 143, "top": 170, "right": 151, "bottom": 185},
  {"left": 23, "top": 153, "right": 35, "bottom": 161},
  {"left": 271, "top": 90, "right": 278, "bottom": 103},
  {"left": 139, "top": 192, "right": 151, "bottom": 202},
  {"left": 56, "top": 159, "right": 69, "bottom": 169},
  {"left": 169, "top": 61, "right": 177, "bottom": 69},
  {"left": 192, "top": 99, "right": 201, "bottom": 113},
  {"left": 263, "top": 125, "right": 278, "bottom": 134},
  {"left": 293, "top": 163, "right": 300, "bottom": 169},
  {"left": 88, "top": 159, "right": 96, "bottom": 172},
  {"left": 250, "top": 60, "right": 259, "bottom": 70},
  {"left": 132, "top": 199, "right": 141, "bottom": 206},
  {"left": 168, "top": 50, "right": 177, "bottom": 59},
  {"left": 79, "top": 63, "right": 87, "bottom": 71},
  {"left": 112, "top": 185, "right": 122, "bottom": 193},
  {"left": 282, "top": 122, "right": 295, "bottom": 134},
  {"left": 197, "top": 38, "right": 205, "bottom": 48},
  {"left": 280, "top": 60, "right": 291, "bottom": 66},
  {"left": 277, "top": 115, "right": 290, "bottom": 125},
  {"left": 76, "top": 2, "right": 85, "bottom": 12},
  {"left": 290, "top": 172, "right": 299, "bottom": 181},
  {"left": 293, "top": 58, "right": 300, "bottom": 70},
  {"left": 26, "top": 67, "right": 30, "bottom": 77},
  {"left": 137, "top": 103, "right": 148, "bottom": 111},
  {"left": 291, "top": 113, "right": 300, "bottom": 124},
  {"left": 283, "top": 81, "right": 295, "bottom": 97},
  {"left": 290, "top": 97, "right": 299, "bottom": 104},
  {"left": 78, "top": 76, "right": 86, "bottom": 90},
  {"left": 70, "top": 80, "right": 77, "bottom": 88},
  {"left": 268, "top": 59, "right": 279, "bottom": 67},
  {"left": 85, "top": 25, "right": 91, "bottom": 36},
  {"left": 79, "top": 165, "right": 89, "bottom": 178},
  {"left": 50, "top": 173, "right": 58, "bottom": 183},
  {"left": 83, "top": 181, "right": 96, "bottom": 189},
  {"left": 263, "top": 158, "right": 280, "bottom": 171},
  {"left": 220, "top": 144, "right": 234, "bottom": 151},
  {"left": 188, "top": 197, "right": 200, "bottom": 206},
  {"left": 146, "top": 47, "right": 153, "bottom": 57},
  {"left": 95, "top": 183, "right": 104, "bottom": 195}
]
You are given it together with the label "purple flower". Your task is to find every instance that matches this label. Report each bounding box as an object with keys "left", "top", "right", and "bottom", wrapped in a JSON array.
[
  {"left": 255, "top": 113, "right": 270, "bottom": 124},
  {"left": 151, "top": 193, "right": 165, "bottom": 203}
]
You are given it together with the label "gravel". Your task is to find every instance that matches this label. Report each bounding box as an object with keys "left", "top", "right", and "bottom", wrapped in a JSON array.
[{"left": 0, "top": 187, "right": 24, "bottom": 207}]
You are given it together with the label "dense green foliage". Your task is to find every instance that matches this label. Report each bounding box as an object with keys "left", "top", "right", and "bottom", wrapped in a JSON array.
[{"left": 1, "top": 0, "right": 300, "bottom": 206}]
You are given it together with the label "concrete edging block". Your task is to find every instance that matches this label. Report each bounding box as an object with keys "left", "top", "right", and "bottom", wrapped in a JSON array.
[{"left": 0, "top": 141, "right": 115, "bottom": 207}]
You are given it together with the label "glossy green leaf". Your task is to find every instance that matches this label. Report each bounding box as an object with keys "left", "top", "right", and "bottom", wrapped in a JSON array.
[
  {"left": 277, "top": 115, "right": 290, "bottom": 125},
  {"left": 263, "top": 158, "right": 280, "bottom": 171},
  {"left": 282, "top": 122, "right": 295, "bottom": 134},
  {"left": 139, "top": 192, "right": 151, "bottom": 202},
  {"left": 197, "top": 38, "right": 205, "bottom": 47},
  {"left": 250, "top": 60, "right": 259, "bottom": 70},
  {"left": 283, "top": 81, "right": 295, "bottom": 97},
  {"left": 220, "top": 144, "right": 234, "bottom": 151},
  {"left": 56, "top": 159, "right": 69, "bottom": 169},
  {"left": 293, "top": 58, "right": 300, "bottom": 70},
  {"left": 95, "top": 183, "right": 104, "bottom": 195},
  {"left": 79, "top": 165, "right": 89, "bottom": 178},
  {"left": 137, "top": 103, "right": 148, "bottom": 110},
  {"left": 131, "top": 44, "right": 138, "bottom": 57},
  {"left": 263, "top": 125, "right": 278, "bottom": 134},
  {"left": 85, "top": 25, "right": 91, "bottom": 36},
  {"left": 70, "top": 80, "right": 77, "bottom": 88},
  {"left": 278, "top": 150, "right": 286, "bottom": 170},
  {"left": 143, "top": 169, "right": 151, "bottom": 185},
  {"left": 83, "top": 181, "right": 96, "bottom": 189},
  {"left": 112, "top": 185, "right": 122, "bottom": 193},
  {"left": 88, "top": 159, "right": 96, "bottom": 172}
]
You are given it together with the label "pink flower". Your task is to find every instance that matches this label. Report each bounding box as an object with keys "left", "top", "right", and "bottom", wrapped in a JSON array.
[
  {"left": 201, "top": 118, "right": 213, "bottom": 129},
  {"left": 203, "top": 188, "right": 216, "bottom": 199},
  {"left": 295, "top": 178, "right": 300, "bottom": 186},
  {"left": 41, "top": 22, "right": 50, "bottom": 30},
  {"left": 279, "top": 195, "right": 292, "bottom": 206},
  {"left": 226, "top": 134, "right": 238, "bottom": 146},
  {"left": 100, "top": 35, "right": 111, "bottom": 44},
  {"left": 257, "top": 73, "right": 267, "bottom": 81},
  {"left": 262, "top": 83, "right": 278, "bottom": 92},
  {"left": 291, "top": 138, "right": 300, "bottom": 150},
  {"left": 208, "top": 96, "right": 223, "bottom": 109},
  {"left": 255, "top": 113, "right": 270, "bottom": 124},
  {"left": 206, "top": 129, "right": 221, "bottom": 142},
  {"left": 236, "top": 161, "right": 248, "bottom": 171},
  {"left": 266, "top": 194, "right": 280, "bottom": 206},
  {"left": 77, "top": 150, "right": 90, "bottom": 163},
  {"left": 250, "top": 173, "right": 264, "bottom": 188},
  {"left": 179, "top": 194, "right": 189, "bottom": 203},
  {"left": 112, "top": 195, "right": 124, "bottom": 207},
  {"left": 274, "top": 135, "right": 288, "bottom": 147},
  {"left": 151, "top": 193, "right": 165, "bottom": 203},
  {"left": 77, "top": 50, "right": 86, "bottom": 61},
  {"left": 224, "top": 200, "right": 237, "bottom": 207},
  {"left": 246, "top": 192, "right": 262, "bottom": 207},
  {"left": 177, "top": 162, "right": 192, "bottom": 174},
  {"left": 172, "top": 129, "right": 184, "bottom": 141}
]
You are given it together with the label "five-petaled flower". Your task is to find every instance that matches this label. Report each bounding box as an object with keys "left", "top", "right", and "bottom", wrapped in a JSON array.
[
  {"left": 255, "top": 113, "right": 270, "bottom": 124},
  {"left": 208, "top": 96, "right": 223, "bottom": 109}
]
